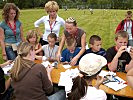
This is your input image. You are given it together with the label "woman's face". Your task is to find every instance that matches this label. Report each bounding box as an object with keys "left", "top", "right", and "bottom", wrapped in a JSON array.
[
  {"left": 65, "top": 23, "right": 77, "bottom": 34},
  {"left": 8, "top": 9, "right": 16, "bottom": 20},
  {"left": 48, "top": 9, "right": 57, "bottom": 17}
]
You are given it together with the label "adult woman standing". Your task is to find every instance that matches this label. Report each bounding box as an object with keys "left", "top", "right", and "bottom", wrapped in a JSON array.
[
  {"left": 57, "top": 17, "right": 86, "bottom": 66},
  {"left": 34, "top": 1, "right": 65, "bottom": 46},
  {"left": 10, "top": 42, "right": 66, "bottom": 100},
  {"left": 0, "top": 3, "right": 25, "bottom": 60}
]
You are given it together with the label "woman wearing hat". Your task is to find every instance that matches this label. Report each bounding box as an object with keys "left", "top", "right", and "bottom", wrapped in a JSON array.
[{"left": 67, "top": 53, "right": 107, "bottom": 100}]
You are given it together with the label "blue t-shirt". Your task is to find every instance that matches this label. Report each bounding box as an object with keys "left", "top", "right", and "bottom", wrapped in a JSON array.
[
  {"left": 61, "top": 47, "right": 81, "bottom": 65},
  {"left": 0, "top": 20, "right": 22, "bottom": 43},
  {"left": 85, "top": 48, "right": 106, "bottom": 58}
]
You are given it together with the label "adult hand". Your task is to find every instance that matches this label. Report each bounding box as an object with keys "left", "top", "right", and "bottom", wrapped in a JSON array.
[
  {"left": 116, "top": 46, "right": 127, "bottom": 58},
  {"left": 70, "top": 56, "right": 78, "bottom": 66}
]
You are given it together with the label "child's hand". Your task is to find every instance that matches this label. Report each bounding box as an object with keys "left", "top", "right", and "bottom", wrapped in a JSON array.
[
  {"left": 46, "top": 65, "right": 54, "bottom": 73},
  {"left": 62, "top": 61, "right": 70, "bottom": 65},
  {"left": 129, "top": 47, "right": 133, "bottom": 59},
  {"left": 70, "top": 56, "right": 78, "bottom": 66},
  {"left": 95, "top": 75, "right": 104, "bottom": 89},
  {"left": 116, "top": 46, "right": 127, "bottom": 58}
]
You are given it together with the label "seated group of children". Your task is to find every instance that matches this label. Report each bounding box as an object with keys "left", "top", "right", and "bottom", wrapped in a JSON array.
[
  {"left": 26, "top": 29, "right": 133, "bottom": 74},
  {"left": 26, "top": 29, "right": 106, "bottom": 66}
]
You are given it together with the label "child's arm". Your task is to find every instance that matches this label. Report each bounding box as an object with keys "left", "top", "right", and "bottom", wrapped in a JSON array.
[
  {"left": 35, "top": 47, "right": 43, "bottom": 54},
  {"left": 35, "top": 55, "right": 43, "bottom": 60}
]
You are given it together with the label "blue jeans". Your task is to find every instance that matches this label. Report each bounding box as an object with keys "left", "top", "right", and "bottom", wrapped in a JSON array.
[
  {"left": 5, "top": 46, "right": 17, "bottom": 60},
  {"left": 48, "top": 90, "right": 66, "bottom": 100}
]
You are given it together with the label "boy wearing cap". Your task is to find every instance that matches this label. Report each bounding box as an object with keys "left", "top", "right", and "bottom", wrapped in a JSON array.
[
  {"left": 67, "top": 53, "right": 107, "bottom": 100},
  {"left": 86, "top": 35, "right": 106, "bottom": 58},
  {"left": 106, "top": 30, "right": 133, "bottom": 72},
  {"left": 61, "top": 37, "right": 81, "bottom": 65}
]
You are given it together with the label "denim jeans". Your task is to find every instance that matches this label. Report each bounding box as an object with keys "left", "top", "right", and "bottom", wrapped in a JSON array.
[
  {"left": 5, "top": 46, "right": 17, "bottom": 60},
  {"left": 48, "top": 90, "right": 66, "bottom": 100}
]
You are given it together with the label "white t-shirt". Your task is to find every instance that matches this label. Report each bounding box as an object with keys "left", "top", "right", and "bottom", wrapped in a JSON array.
[
  {"left": 124, "top": 21, "right": 132, "bottom": 40},
  {"left": 34, "top": 15, "right": 65, "bottom": 41},
  {"left": 80, "top": 86, "right": 107, "bottom": 100},
  {"left": 42, "top": 44, "right": 58, "bottom": 59}
]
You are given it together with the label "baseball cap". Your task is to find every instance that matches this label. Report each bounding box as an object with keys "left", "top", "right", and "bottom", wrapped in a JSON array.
[{"left": 79, "top": 53, "right": 107, "bottom": 76}]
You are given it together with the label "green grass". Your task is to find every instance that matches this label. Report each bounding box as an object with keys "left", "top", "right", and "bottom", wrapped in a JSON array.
[{"left": 0, "top": 9, "right": 129, "bottom": 63}]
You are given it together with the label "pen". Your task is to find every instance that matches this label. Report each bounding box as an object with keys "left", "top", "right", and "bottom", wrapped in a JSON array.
[{"left": 112, "top": 76, "right": 120, "bottom": 83}]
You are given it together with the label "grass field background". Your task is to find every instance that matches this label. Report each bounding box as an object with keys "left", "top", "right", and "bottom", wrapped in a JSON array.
[{"left": 0, "top": 9, "right": 128, "bottom": 63}]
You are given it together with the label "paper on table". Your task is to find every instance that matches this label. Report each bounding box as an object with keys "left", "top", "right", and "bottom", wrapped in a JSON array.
[
  {"left": 99, "top": 70, "right": 116, "bottom": 77},
  {"left": 62, "top": 64, "right": 71, "bottom": 69},
  {"left": 41, "top": 61, "right": 51, "bottom": 68},
  {"left": 104, "top": 76, "right": 127, "bottom": 91},
  {"left": 2, "top": 63, "right": 14, "bottom": 75},
  {"left": 58, "top": 68, "right": 79, "bottom": 92}
]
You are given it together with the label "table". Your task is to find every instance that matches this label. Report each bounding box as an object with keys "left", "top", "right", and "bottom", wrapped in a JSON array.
[{"left": 34, "top": 60, "right": 133, "bottom": 98}]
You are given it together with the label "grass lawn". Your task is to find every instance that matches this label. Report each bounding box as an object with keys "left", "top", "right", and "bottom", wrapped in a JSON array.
[{"left": 0, "top": 9, "right": 129, "bottom": 63}]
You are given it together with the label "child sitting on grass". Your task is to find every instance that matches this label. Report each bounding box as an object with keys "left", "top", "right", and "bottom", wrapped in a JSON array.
[{"left": 35, "top": 33, "right": 58, "bottom": 62}]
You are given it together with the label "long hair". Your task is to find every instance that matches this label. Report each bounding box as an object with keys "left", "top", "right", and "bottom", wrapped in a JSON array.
[
  {"left": 10, "top": 42, "right": 34, "bottom": 81},
  {"left": 2, "top": 3, "right": 20, "bottom": 23},
  {"left": 67, "top": 70, "right": 101, "bottom": 100},
  {"left": 26, "top": 30, "right": 38, "bottom": 45}
]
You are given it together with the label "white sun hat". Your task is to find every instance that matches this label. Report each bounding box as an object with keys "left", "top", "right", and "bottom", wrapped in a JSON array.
[{"left": 79, "top": 53, "right": 107, "bottom": 76}]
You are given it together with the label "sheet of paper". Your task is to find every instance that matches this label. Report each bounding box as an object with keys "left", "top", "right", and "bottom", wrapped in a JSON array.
[
  {"left": 41, "top": 61, "right": 51, "bottom": 68},
  {"left": 58, "top": 68, "right": 79, "bottom": 92},
  {"left": 104, "top": 76, "right": 127, "bottom": 91},
  {"left": 2, "top": 63, "right": 14, "bottom": 75},
  {"left": 99, "top": 70, "right": 116, "bottom": 77},
  {"left": 62, "top": 64, "right": 71, "bottom": 69}
]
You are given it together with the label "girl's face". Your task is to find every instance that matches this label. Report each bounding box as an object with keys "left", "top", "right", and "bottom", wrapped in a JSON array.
[
  {"left": 28, "top": 35, "right": 37, "bottom": 44},
  {"left": 48, "top": 37, "right": 56, "bottom": 47},
  {"left": 8, "top": 9, "right": 16, "bottom": 20}
]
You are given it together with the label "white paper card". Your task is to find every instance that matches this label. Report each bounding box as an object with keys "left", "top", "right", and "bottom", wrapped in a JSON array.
[
  {"left": 2, "top": 63, "right": 14, "bottom": 75},
  {"left": 62, "top": 64, "right": 71, "bottom": 69}
]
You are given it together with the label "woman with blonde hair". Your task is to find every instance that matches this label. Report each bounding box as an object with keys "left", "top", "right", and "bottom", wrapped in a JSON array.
[
  {"left": 10, "top": 42, "right": 66, "bottom": 100},
  {"left": 0, "top": 3, "right": 25, "bottom": 60},
  {"left": 34, "top": 1, "right": 65, "bottom": 46}
]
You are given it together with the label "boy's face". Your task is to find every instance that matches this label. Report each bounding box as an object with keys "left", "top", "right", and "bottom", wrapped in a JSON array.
[
  {"left": 90, "top": 40, "right": 102, "bottom": 52},
  {"left": 48, "top": 37, "right": 56, "bottom": 47},
  {"left": 115, "top": 37, "right": 128, "bottom": 49},
  {"left": 125, "top": 14, "right": 132, "bottom": 21},
  {"left": 67, "top": 43, "right": 76, "bottom": 53}
]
